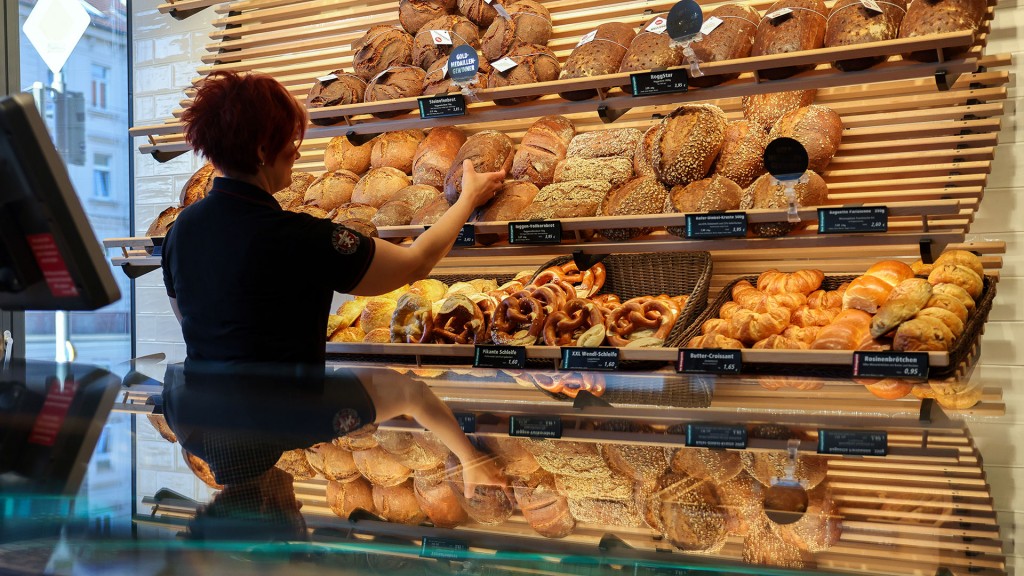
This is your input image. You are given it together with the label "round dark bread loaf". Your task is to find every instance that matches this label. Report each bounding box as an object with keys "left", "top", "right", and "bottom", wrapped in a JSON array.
[
  {"left": 898, "top": 0, "right": 986, "bottom": 62},
  {"left": 306, "top": 71, "right": 366, "bottom": 125},
  {"left": 457, "top": 0, "right": 498, "bottom": 27},
  {"left": 740, "top": 170, "right": 828, "bottom": 237},
  {"left": 752, "top": 0, "right": 828, "bottom": 79},
  {"left": 690, "top": 4, "right": 760, "bottom": 87},
  {"left": 411, "top": 195, "right": 452, "bottom": 225},
  {"left": 443, "top": 130, "right": 515, "bottom": 203},
  {"left": 651, "top": 104, "right": 728, "bottom": 187},
  {"left": 597, "top": 177, "right": 667, "bottom": 241},
  {"left": 559, "top": 23, "right": 636, "bottom": 101},
  {"left": 478, "top": 180, "right": 539, "bottom": 222},
  {"left": 352, "top": 25, "right": 414, "bottom": 81},
  {"left": 617, "top": 15, "right": 683, "bottom": 91},
  {"left": 487, "top": 44, "right": 561, "bottom": 105},
  {"left": 412, "top": 126, "right": 467, "bottom": 187},
  {"left": 304, "top": 170, "right": 360, "bottom": 211},
  {"left": 325, "top": 134, "right": 374, "bottom": 174},
  {"left": 364, "top": 65, "right": 426, "bottom": 118},
  {"left": 826, "top": 0, "right": 907, "bottom": 71},
  {"left": 146, "top": 206, "right": 181, "bottom": 237},
  {"left": 412, "top": 14, "right": 480, "bottom": 70},
  {"left": 511, "top": 115, "right": 576, "bottom": 187},
  {"left": 180, "top": 163, "right": 215, "bottom": 206},
  {"left": 399, "top": 0, "right": 456, "bottom": 35},
  {"left": 371, "top": 129, "right": 426, "bottom": 174}
]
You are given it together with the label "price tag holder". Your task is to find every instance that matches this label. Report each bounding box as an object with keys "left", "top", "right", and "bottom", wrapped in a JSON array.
[
  {"left": 454, "top": 412, "right": 477, "bottom": 434},
  {"left": 685, "top": 423, "right": 747, "bottom": 449},
  {"left": 474, "top": 345, "right": 526, "bottom": 369},
  {"left": 560, "top": 347, "right": 619, "bottom": 371},
  {"left": 508, "top": 221, "right": 562, "bottom": 244},
  {"left": 818, "top": 207, "right": 888, "bottom": 234},
  {"left": 666, "top": 0, "right": 704, "bottom": 42},
  {"left": 764, "top": 137, "right": 809, "bottom": 182},
  {"left": 418, "top": 94, "right": 467, "bottom": 119},
  {"left": 818, "top": 429, "right": 888, "bottom": 456},
  {"left": 852, "top": 351, "right": 929, "bottom": 380},
  {"left": 684, "top": 212, "right": 747, "bottom": 239},
  {"left": 420, "top": 537, "right": 469, "bottom": 560},
  {"left": 430, "top": 29, "right": 453, "bottom": 45},
  {"left": 455, "top": 223, "right": 475, "bottom": 246},
  {"left": 630, "top": 69, "right": 689, "bottom": 97},
  {"left": 509, "top": 415, "right": 562, "bottom": 439},
  {"left": 677, "top": 348, "right": 742, "bottom": 374}
]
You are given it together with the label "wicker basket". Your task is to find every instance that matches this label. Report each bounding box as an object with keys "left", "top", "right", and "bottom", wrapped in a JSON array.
[{"left": 681, "top": 273, "right": 997, "bottom": 380}]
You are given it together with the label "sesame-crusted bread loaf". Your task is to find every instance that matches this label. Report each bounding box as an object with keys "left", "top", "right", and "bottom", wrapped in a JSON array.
[
  {"left": 566, "top": 128, "right": 642, "bottom": 161},
  {"left": 554, "top": 157, "right": 634, "bottom": 188},
  {"left": 713, "top": 120, "right": 770, "bottom": 188},
  {"left": 752, "top": 0, "right": 828, "bottom": 79},
  {"left": 742, "top": 89, "right": 817, "bottom": 132},
  {"left": 825, "top": 0, "right": 906, "bottom": 71},
  {"left": 521, "top": 180, "right": 613, "bottom": 219},
  {"left": 652, "top": 104, "right": 729, "bottom": 187},
  {"left": 559, "top": 23, "right": 637, "bottom": 101},
  {"left": 898, "top": 0, "right": 986, "bottom": 62},
  {"left": 597, "top": 177, "right": 668, "bottom": 241},
  {"left": 768, "top": 105, "right": 843, "bottom": 173},
  {"left": 665, "top": 174, "right": 744, "bottom": 237}
]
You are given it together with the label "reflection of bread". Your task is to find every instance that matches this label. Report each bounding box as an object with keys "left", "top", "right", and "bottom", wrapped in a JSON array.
[
  {"left": 656, "top": 472, "right": 728, "bottom": 553},
  {"left": 182, "top": 448, "right": 222, "bottom": 489},
  {"left": 513, "top": 470, "right": 575, "bottom": 538},
  {"left": 147, "top": 414, "right": 177, "bottom": 443},
  {"left": 336, "top": 423, "right": 380, "bottom": 451},
  {"left": 373, "top": 479, "right": 427, "bottom": 524},
  {"left": 326, "top": 477, "right": 375, "bottom": 518},
  {"left": 413, "top": 466, "right": 468, "bottom": 528},
  {"left": 445, "top": 453, "right": 514, "bottom": 524},
  {"left": 742, "top": 450, "right": 828, "bottom": 489},
  {"left": 275, "top": 449, "right": 317, "bottom": 480},
  {"left": 353, "top": 447, "right": 412, "bottom": 487},
  {"left": 374, "top": 429, "right": 448, "bottom": 470},
  {"left": 528, "top": 439, "right": 610, "bottom": 477},
  {"left": 479, "top": 436, "right": 540, "bottom": 478},
  {"left": 568, "top": 496, "right": 645, "bottom": 527},
  {"left": 911, "top": 378, "right": 982, "bottom": 410},
  {"left": 715, "top": 471, "right": 762, "bottom": 536},
  {"left": 306, "top": 440, "right": 361, "bottom": 482},
  {"left": 670, "top": 448, "right": 743, "bottom": 484},
  {"left": 554, "top": 469, "right": 634, "bottom": 500}
]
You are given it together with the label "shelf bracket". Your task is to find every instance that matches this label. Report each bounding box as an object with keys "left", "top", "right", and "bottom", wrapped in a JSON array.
[
  {"left": 571, "top": 250, "right": 609, "bottom": 272},
  {"left": 597, "top": 105, "right": 629, "bottom": 124},
  {"left": 934, "top": 69, "right": 952, "bottom": 92},
  {"left": 119, "top": 264, "right": 161, "bottom": 280},
  {"left": 919, "top": 238, "right": 938, "bottom": 264},
  {"left": 573, "top": 389, "right": 612, "bottom": 409},
  {"left": 598, "top": 533, "right": 632, "bottom": 553},
  {"left": 348, "top": 508, "right": 385, "bottom": 523},
  {"left": 346, "top": 130, "right": 381, "bottom": 146},
  {"left": 150, "top": 150, "right": 188, "bottom": 164}
]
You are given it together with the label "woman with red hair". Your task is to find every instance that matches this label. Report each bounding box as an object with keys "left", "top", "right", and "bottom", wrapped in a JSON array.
[{"left": 161, "top": 71, "right": 506, "bottom": 496}]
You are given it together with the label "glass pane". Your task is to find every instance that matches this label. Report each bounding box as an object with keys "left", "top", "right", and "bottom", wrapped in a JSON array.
[{"left": 18, "top": 0, "right": 131, "bottom": 370}]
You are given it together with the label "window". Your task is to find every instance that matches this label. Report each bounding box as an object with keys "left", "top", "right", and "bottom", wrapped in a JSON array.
[
  {"left": 93, "top": 154, "right": 111, "bottom": 198},
  {"left": 91, "top": 64, "right": 108, "bottom": 109}
]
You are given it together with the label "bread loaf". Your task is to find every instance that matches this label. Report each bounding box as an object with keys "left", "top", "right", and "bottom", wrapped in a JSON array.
[
  {"left": 928, "top": 264, "right": 983, "bottom": 299},
  {"left": 742, "top": 89, "right": 817, "bottom": 132},
  {"left": 870, "top": 277, "right": 932, "bottom": 338},
  {"left": 634, "top": 125, "right": 658, "bottom": 177},
  {"left": 655, "top": 473, "right": 728, "bottom": 553},
  {"left": 333, "top": 202, "right": 378, "bottom": 223},
  {"left": 483, "top": 0, "right": 552, "bottom": 55},
  {"left": 478, "top": 181, "right": 539, "bottom": 221},
  {"left": 559, "top": 23, "right": 637, "bottom": 101},
  {"left": 617, "top": 15, "right": 684, "bottom": 89},
  {"left": 768, "top": 105, "right": 844, "bottom": 173},
  {"left": 742, "top": 450, "right": 828, "bottom": 489},
  {"left": 410, "top": 126, "right": 466, "bottom": 188},
  {"left": 690, "top": 4, "right": 761, "bottom": 87},
  {"left": 375, "top": 429, "right": 448, "bottom": 471},
  {"left": 670, "top": 447, "right": 743, "bottom": 484},
  {"left": 457, "top": 0, "right": 497, "bottom": 26},
  {"left": 423, "top": 54, "right": 492, "bottom": 95},
  {"left": 511, "top": 115, "right": 576, "bottom": 187},
  {"left": 665, "top": 175, "right": 743, "bottom": 237},
  {"left": 373, "top": 480, "right": 428, "bottom": 524},
  {"left": 399, "top": 0, "right": 456, "bottom": 35},
  {"left": 740, "top": 170, "right": 828, "bottom": 237},
  {"left": 445, "top": 453, "right": 514, "bottom": 524},
  {"left": 412, "top": 15, "right": 480, "bottom": 69},
  {"left": 304, "top": 170, "right": 360, "bottom": 210},
  {"left": 352, "top": 167, "right": 412, "bottom": 208},
  {"left": 325, "top": 134, "right": 374, "bottom": 174},
  {"left": 326, "top": 477, "right": 375, "bottom": 518},
  {"left": 899, "top": 0, "right": 987, "bottom": 62},
  {"left": 411, "top": 195, "right": 452, "bottom": 225},
  {"left": 443, "top": 130, "right": 515, "bottom": 204},
  {"left": 934, "top": 249, "right": 985, "bottom": 278},
  {"left": 597, "top": 421, "right": 665, "bottom": 484},
  {"left": 370, "top": 130, "right": 425, "bottom": 174},
  {"left": 353, "top": 446, "right": 412, "bottom": 486},
  {"left": 597, "top": 177, "right": 668, "bottom": 241},
  {"left": 555, "top": 157, "right": 634, "bottom": 188},
  {"left": 752, "top": 0, "right": 828, "bottom": 79},
  {"left": 714, "top": 120, "right": 770, "bottom": 188},
  {"left": 521, "top": 180, "right": 613, "bottom": 219},
  {"left": 373, "top": 185, "right": 442, "bottom": 226},
  {"left": 825, "top": 0, "right": 907, "bottom": 71},
  {"left": 810, "top": 308, "right": 871, "bottom": 349},
  {"left": 180, "top": 163, "right": 215, "bottom": 206},
  {"left": 894, "top": 315, "right": 955, "bottom": 351},
  {"left": 182, "top": 449, "right": 222, "bottom": 489},
  {"left": 306, "top": 71, "right": 366, "bottom": 125},
  {"left": 479, "top": 436, "right": 540, "bottom": 478},
  {"left": 364, "top": 66, "right": 426, "bottom": 118},
  {"left": 513, "top": 470, "right": 575, "bottom": 538},
  {"left": 307, "top": 441, "right": 361, "bottom": 482},
  {"left": 652, "top": 104, "right": 728, "bottom": 187},
  {"left": 486, "top": 44, "right": 561, "bottom": 105},
  {"left": 567, "top": 128, "right": 642, "bottom": 161},
  {"left": 413, "top": 466, "right": 468, "bottom": 528},
  {"left": 146, "top": 206, "right": 181, "bottom": 237},
  {"left": 352, "top": 25, "right": 415, "bottom": 81},
  {"left": 481, "top": 11, "right": 519, "bottom": 62},
  {"left": 931, "top": 282, "right": 976, "bottom": 313}
]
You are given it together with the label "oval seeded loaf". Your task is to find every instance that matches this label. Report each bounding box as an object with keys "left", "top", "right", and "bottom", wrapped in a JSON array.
[
  {"left": 825, "top": 0, "right": 907, "bottom": 71},
  {"left": 597, "top": 177, "right": 668, "bottom": 241},
  {"left": 665, "top": 174, "right": 744, "bottom": 237},
  {"left": 742, "top": 89, "right": 817, "bottom": 132},
  {"left": 566, "top": 128, "right": 642, "bottom": 161},
  {"left": 752, "top": 0, "right": 828, "bottom": 80},
  {"left": 690, "top": 4, "right": 761, "bottom": 87},
  {"left": 740, "top": 171, "right": 828, "bottom": 237},
  {"left": 651, "top": 104, "right": 728, "bottom": 187},
  {"left": 559, "top": 23, "right": 636, "bottom": 101},
  {"left": 768, "top": 105, "right": 844, "bottom": 173},
  {"left": 713, "top": 120, "right": 769, "bottom": 188},
  {"left": 554, "top": 157, "right": 634, "bottom": 188},
  {"left": 898, "top": 0, "right": 987, "bottom": 62},
  {"left": 521, "top": 180, "right": 613, "bottom": 219}
]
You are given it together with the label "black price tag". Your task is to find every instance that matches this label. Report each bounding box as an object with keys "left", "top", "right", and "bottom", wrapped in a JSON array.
[
  {"left": 630, "top": 69, "right": 689, "bottom": 97},
  {"left": 852, "top": 351, "right": 929, "bottom": 380},
  {"left": 634, "top": 562, "right": 696, "bottom": 576},
  {"left": 454, "top": 412, "right": 476, "bottom": 434},
  {"left": 677, "top": 349, "right": 742, "bottom": 374},
  {"left": 818, "top": 207, "right": 889, "bottom": 234},
  {"left": 420, "top": 536, "right": 469, "bottom": 560},
  {"left": 508, "top": 221, "right": 562, "bottom": 244},
  {"left": 764, "top": 137, "right": 809, "bottom": 181},
  {"left": 474, "top": 345, "right": 526, "bottom": 369},
  {"left": 418, "top": 94, "right": 467, "bottom": 119},
  {"left": 818, "top": 429, "right": 888, "bottom": 456},
  {"left": 666, "top": 0, "right": 704, "bottom": 42},
  {"left": 455, "top": 223, "right": 476, "bottom": 246},
  {"left": 684, "top": 212, "right": 747, "bottom": 239},
  {"left": 560, "top": 347, "right": 619, "bottom": 371},
  {"left": 509, "top": 415, "right": 562, "bottom": 439},
  {"left": 685, "top": 423, "right": 747, "bottom": 449}
]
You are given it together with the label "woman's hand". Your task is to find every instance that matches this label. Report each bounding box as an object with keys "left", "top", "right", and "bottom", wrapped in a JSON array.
[
  {"left": 458, "top": 159, "right": 505, "bottom": 209},
  {"left": 460, "top": 450, "right": 509, "bottom": 499}
]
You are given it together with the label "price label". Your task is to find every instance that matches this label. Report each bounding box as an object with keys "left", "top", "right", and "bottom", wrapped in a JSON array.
[
  {"left": 645, "top": 16, "right": 668, "bottom": 34},
  {"left": 700, "top": 16, "right": 724, "bottom": 35},
  {"left": 860, "top": 0, "right": 883, "bottom": 11},
  {"left": 420, "top": 537, "right": 469, "bottom": 560},
  {"left": 685, "top": 423, "right": 747, "bottom": 449},
  {"left": 491, "top": 56, "right": 518, "bottom": 72},
  {"left": 766, "top": 7, "right": 793, "bottom": 20},
  {"left": 560, "top": 347, "right": 619, "bottom": 371},
  {"left": 454, "top": 412, "right": 477, "bottom": 434},
  {"left": 678, "top": 349, "right": 742, "bottom": 374},
  {"left": 684, "top": 212, "right": 748, "bottom": 238},
  {"left": 818, "top": 429, "right": 888, "bottom": 456},
  {"left": 474, "top": 345, "right": 526, "bottom": 369},
  {"left": 455, "top": 223, "right": 475, "bottom": 246},
  {"left": 509, "top": 415, "right": 562, "bottom": 438},
  {"left": 630, "top": 69, "right": 689, "bottom": 97},
  {"left": 818, "top": 207, "right": 889, "bottom": 234},
  {"left": 418, "top": 94, "right": 467, "bottom": 119},
  {"left": 317, "top": 73, "right": 338, "bottom": 83},
  {"left": 430, "top": 29, "right": 453, "bottom": 45},
  {"left": 508, "top": 221, "right": 562, "bottom": 244},
  {"left": 577, "top": 30, "right": 597, "bottom": 47},
  {"left": 852, "top": 351, "right": 929, "bottom": 380},
  {"left": 634, "top": 562, "right": 697, "bottom": 576}
]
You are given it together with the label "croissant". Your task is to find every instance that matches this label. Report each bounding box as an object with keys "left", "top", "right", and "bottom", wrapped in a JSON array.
[
  {"left": 743, "top": 292, "right": 807, "bottom": 313},
  {"left": 934, "top": 249, "right": 984, "bottom": 278},
  {"left": 719, "top": 301, "right": 744, "bottom": 320},
  {"left": 687, "top": 334, "right": 744, "bottom": 349},
  {"left": 729, "top": 307, "right": 791, "bottom": 345},
  {"left": 792, "top": 305, "right": 838, "bottom": 328},
  {"left": 893, "top": 316, "right": 955, "bottom": 352},
  {"left": 783, "top": 325, "right": 821, "bottom": 345},
  {"left": 807, "top": 284, "right": 847, "bottom": 310},
  {"left": 752, "top": 335, "right": 808, "bottom": 350},
  {"left": 731, "top": 281, "right": 766, "bottom": 309},
  {"left": 910, "top": 259, "right": 933, "bottom": 276},
  {"left": 869, "top": 278, "right": 933, "bottom": 338},
  {"left": 701, "top": 318, "right": 733, "bottom": 337},
  {"left": 931, "top": 283, "right": 975, "bottom": 313},
  {"left": 811, "top": 309, "right": 872, "bottom": 350},
  {"left": 928, "top": 264, "right": 983, "bottom": 300},
  {"left": 842, "top": 275, "right": 894, "bottom": 314},
  {"left": 756, "top": 269, "right": 825, "bottom": 295}
]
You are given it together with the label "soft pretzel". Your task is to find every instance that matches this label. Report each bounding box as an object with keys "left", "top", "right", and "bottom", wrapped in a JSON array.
[
  {"left": 432, "top": 295, "right": 487, "bottom": 344},
  {"left": 792, "top": 305, "right": 838, "bottom": 328},
  {"left": 605, "top": 299, "right": 677, "bottom": 347},
  {"left": 547, "top": 279, "right": 578, "bottom": 301},
  {"left": 491, "top": 291, "right": 547, "bottom": 346},
  {"left": 591, "top": 293, "right": 621, "bottom": 315},
  {"left": 555, "top": 261, "right": 585, "bottom": 284},
  {"left": 390, "top": 293, "right": 434, "bottom": 343},
  {"left": 488, "top": 280, "right": 524, "bottom": 300},
  {"left": 576, "top": 263, "right": 606, "bottom": 298},
  {"left": 543, "top": 299, "right": 606, "bottom": 347},
  {"left": 556, "top": 373, "right": 606, "bottom": 398},
  {"left": 528, "top": 284, "right": 567, "bottom": 314},
  {"left": 729, "top": 307, "right": 791, "bottom": 345},
  {"left": 531, "top": 269, "right": 567, "bottom": 287},
  {"left": 468, "top": 293, "right": 500, "bottom": 344},
  {"left": 756, "top": 269, "right": 825, "bottom": 295}
]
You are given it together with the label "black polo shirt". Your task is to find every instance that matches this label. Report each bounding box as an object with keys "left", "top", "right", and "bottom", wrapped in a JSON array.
[{"left": 162, "top": 177, "right": 376, "bottom": 366}]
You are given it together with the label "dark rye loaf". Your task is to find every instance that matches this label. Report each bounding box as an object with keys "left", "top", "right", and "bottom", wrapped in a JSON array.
[{"left": 559, "top": 23, "right": 636, "bottom": 101}]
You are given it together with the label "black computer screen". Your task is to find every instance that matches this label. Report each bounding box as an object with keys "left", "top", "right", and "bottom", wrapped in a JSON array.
[{"left": 0, "top": 93, "right": 120, "bottom": 311}]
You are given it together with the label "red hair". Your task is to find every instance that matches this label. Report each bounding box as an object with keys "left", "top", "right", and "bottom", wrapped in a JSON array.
[{"left": 182, "top": 71, "right": 307, "bottom": 174}]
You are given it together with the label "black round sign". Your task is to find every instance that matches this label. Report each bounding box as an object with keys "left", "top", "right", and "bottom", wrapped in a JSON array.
[
  {"left": 764, "top": 137, "right": 810, "bottom": 181},
  {"left": 448, "top": 45, "right": 480, "bottom": 83},
  {"left": 666, "top": 0, "right": 703, "bottom": 42}
]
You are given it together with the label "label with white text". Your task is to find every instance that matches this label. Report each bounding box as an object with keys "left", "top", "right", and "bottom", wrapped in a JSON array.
[
  {"left": 418, "top": 94, "right": 467, "bottom": 119},
  {"left": 685, "top": 212, "right": 747, "bottom": 239},
  {"left": 508, "top": 221, "right": 562, "bottom": 244},
  {"left": 420, "top": 537, "right": 469, "bottom": 560},
  {"left": 474, "top": 345, "right": 526, "bottom": 369},
  {"left": 685, "top": 423, "right": 747, "bottom": 449},
  {"left": 678, "top": 348, "right": 742, "bottom": 374},
  {"left": 852, "top": 351, "right": 929, "bottom": 380},
  {"left": 818, "top": 429, "right": 888, "bottom": 456},
  {"left": 509, "top": 415, "right": 562, "bottom": 438},
  {"left": 455, "top": 412, "right": 477, "bottom": 434},
  {"left": 561, "top": 347, "right": 619, "bottom": 371},
  {"left": 630, "top": 69, "right": 689, "bottom": 96},
  {"left": 818, "top": 206, "right": 888, "bottom": 234}
]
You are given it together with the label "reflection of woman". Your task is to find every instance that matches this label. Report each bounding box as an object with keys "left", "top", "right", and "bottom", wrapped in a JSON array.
[{"left": 161, "top": 71, "right": 505, "bottom": 492}]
